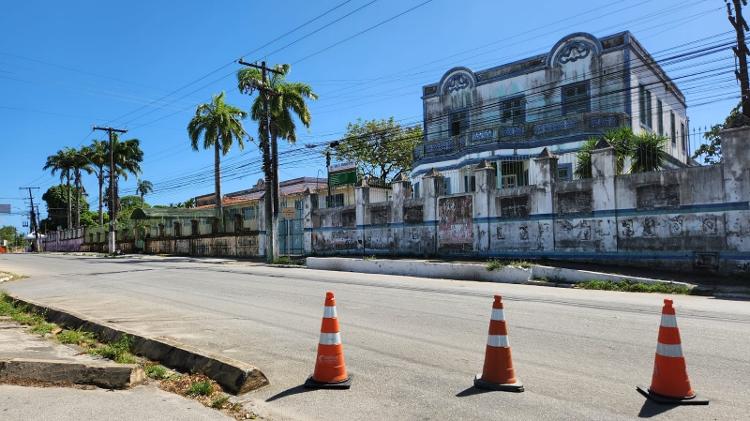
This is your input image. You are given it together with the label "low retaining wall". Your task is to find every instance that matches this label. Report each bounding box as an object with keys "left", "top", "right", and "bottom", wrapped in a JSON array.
[
  {"left": 307, "top": 257, "right": 530, "bottom": 284},
  {"left": 306, "top": 257, "right": 692, "bottom": 287}
]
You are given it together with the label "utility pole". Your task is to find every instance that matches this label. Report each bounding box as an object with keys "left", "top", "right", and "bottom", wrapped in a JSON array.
[
  {"left": 93, "top": 126, "right": 127, "bottom": 254},
  {"left": 237, "top": 59, "right": 283, "bottom": 262},
  {"left": 728, "top": 0, "right": 750, "bottom": 119},
  {"left": 19, "top": 187, "right": 40, "bottom": 252}
]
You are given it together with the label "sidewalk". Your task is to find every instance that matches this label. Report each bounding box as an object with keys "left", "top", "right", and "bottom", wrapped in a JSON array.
[{"left": 0, "top": 317, "right": 230, "bottom": 421}]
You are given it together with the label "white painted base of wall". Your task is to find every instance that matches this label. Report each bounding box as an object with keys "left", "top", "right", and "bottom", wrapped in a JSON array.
[
  {"left": 306, "top": 257, "right": 694, "bottom": 287},
  {"left": 306, "top": 257, "right": 530, "bottom": 283}
]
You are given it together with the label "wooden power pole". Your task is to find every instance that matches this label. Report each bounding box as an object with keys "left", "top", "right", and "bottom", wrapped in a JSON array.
[
  {"left": 93, "top": 126, "right": 128, "bottom": 254},
  {"left": 728, "top": 0, "right": 750, "bottom": 119},
  {"left": 19, "top": 187, "right": 40, "bottom": 252}
]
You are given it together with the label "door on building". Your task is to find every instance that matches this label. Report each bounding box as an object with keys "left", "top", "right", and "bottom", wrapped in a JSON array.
[{"left": 279, "top": 198, "right": 304, "bottom": 255}]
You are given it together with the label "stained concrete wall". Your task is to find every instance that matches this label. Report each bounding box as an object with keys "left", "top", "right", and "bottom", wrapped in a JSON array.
[{"left": 311, "top": 128, "right": 750, "bottom": 274}]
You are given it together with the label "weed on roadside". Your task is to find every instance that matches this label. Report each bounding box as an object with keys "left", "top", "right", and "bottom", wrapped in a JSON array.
[
  {"left": 271, "top": 256, "right": 301, "bottom": 265},
  {"left": 144, "top": 364, "right": 171, "bottom": 380},
  {"left": 188, "top": 380, "right": 214, "bottom": 396},
  {"left": 210, "top": 395, "right": 229, "bottom": 409},
  {"left": 486, "top": 259, "right": 532, "bottom": 271},
  {"left": 57, "top": 329, "right": 97, "bottom": 347},
  {"left": 575, "top": 280, "right": 693, "bottom": 294},
  {"left": 88, "top": 335, "right": 137, "bottom": 364}
]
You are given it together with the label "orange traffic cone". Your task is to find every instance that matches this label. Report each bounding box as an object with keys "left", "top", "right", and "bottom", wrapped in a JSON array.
[
  {"left": 637, "top": 299, "right": 708, "bottom": 405},
  {"left": 474, "top": 295, "right": 523, "bottom": 392},
  {"left": 304, "top": 291, "right": 352, "bottom": 389}
]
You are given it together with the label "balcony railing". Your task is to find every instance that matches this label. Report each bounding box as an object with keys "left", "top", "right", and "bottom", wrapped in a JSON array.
[{"left": 414, "top": 112, "right": 629, "bottom": 162}]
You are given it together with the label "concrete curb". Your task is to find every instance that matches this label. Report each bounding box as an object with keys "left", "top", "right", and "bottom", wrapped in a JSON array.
[
  {"left": 0, "top": 358, "right": 144, "bottom": 389},
  {"left": 7, "top": 295, "right": 269, "bottom": 395}
]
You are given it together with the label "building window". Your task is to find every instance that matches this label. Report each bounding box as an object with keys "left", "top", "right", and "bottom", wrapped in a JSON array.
[
  {"left": 639, "top": 85, "right": 653, "bottom": 128},
  {"left": 211, "top": 219, "right": 220, "bottom": 234},
  {"left": 657, "top": 100, "right": 664, "bottom": 135},
  {"left": 450, "top": 111, "right": 467, "bottom": 136},
  {"left": 326, "top": 194, "right": 345, "bottom": 208},
  {"left": 413, "top": 181, "right": 420, "bottom": 199},
  {"left": 500, "top": 160, "right": 528, "bottom": 187},
  {"left": 191, "top": 220, "right": 199, "bottom": 236},
  {"left": 681, "top": 122, "right": 687, "bottom": 152},
  {"left": 557, "top": 163, "right": 573, "bottom": 182},
  {"left": 670, "top": 112, "right": 676, "bottom": 145},
  {"left": 242, "top": 206, "right": 258, "bottom": 220},
  {"left": 442, "top": 177, "right": 452, "bottom": 195},
  {"left": 158, "top": 224, "right": 165, "bottom": 237},
  {"left": 500, "top": 96, "right": 525, "bottom": 124},
  {"left": 561, "top": 81, "right": 590, "bottom": 115},
  {"left": 463, "top": 175, "right": 476, "bottom": 193},
  {"left": 173, "top": 222, "right": 181, "bottom": 237}
]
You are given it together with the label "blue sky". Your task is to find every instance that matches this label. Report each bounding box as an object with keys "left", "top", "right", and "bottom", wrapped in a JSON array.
[{"left": 0, "top": 0, "right": 736, "bottom": 232}]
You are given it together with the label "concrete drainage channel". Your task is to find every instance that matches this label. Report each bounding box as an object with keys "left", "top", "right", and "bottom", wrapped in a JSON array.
[
  {"left": 6, "top": 294, "right": 269, "bottom": 395},
  {"left": 305, "top": 257, "right": 695, "bottom": 288}
]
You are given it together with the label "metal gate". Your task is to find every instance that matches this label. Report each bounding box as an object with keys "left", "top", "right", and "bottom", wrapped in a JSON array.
[{"left": 279, "top": 199, "right": 304, "bottom": 255}]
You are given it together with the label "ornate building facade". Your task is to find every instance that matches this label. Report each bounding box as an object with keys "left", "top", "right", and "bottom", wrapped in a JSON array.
[{"left": 411, "top": 31, "right": 689, "bottom": 194}]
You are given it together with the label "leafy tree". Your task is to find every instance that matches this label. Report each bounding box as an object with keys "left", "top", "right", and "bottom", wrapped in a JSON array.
[
  {"left": 575, "top": 128, "right": 667, "bottom": 178},
  {"left": 331, "top": 117, "right": 423, "bottom": 182},
  {"left": 692, "top": 103, "right": 749, "bottom": 165},
  {"left": 237, "top": 63, "right": 316, "bottom": 261},
  {"left": 187, "top": 91, "right": 247, "bottom": 230},
  {"left": 0, "top": 225, "right": 23, "bottom": 246},
  {"left": 574, "top": 138, "right": 598, "bottom": 179},
  {"left": 40, "top": 185, "right": 89, "bottom": 231},
  {"left": 136, "top": 179, "right": 153, "bottom": 202},
  {"left": 118, "top": 195, "right": 150, "bottom": 221},
  {"left": 43, "top": 148, "right": 77, "bottom": 229}
]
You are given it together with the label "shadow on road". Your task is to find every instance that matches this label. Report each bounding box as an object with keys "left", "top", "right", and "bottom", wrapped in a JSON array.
[
  {"left": 637, "top": 400, "right": 677, "bottom": 418},
  {"left": 265, "top": 385, "right": 316, "bottom": 402},
  {"left": 455, "top": 386, "right": 494, "bottom": 398}
]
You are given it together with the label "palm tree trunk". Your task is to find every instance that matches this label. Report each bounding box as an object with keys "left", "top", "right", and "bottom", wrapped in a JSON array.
[
  {"left": 271, "top": 131, "right": 280, "bottom": 259},
  {"left": 74, "top": 170, "right": 81, "bottom": 229},
  {"left": 98, "top": 169, "right": 104, "bottom": 225},
  {"left": 214, "top": 141, "right": 223, "bottom": 232},
  {"left": 66, "top": 174, "right": 72, "bottom": 230},
  {"left": 261, "top": 135, "right": 274, "bottom": 262}
]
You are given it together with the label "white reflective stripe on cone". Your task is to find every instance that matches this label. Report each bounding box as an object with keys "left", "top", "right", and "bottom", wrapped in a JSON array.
[
  {"left": 319, "top": 332, "right": 342, "bottom": 345},
  {"left": 656, "top": 342, "right": 683, "bottom": 358},
  {"left": 491, "top": 309, "right": 505, "bottom": 321},
  {"left": 487, "top": 335, "right": 509, "bottom": 348},
  {"left": 660, "top": 314, "right": 678, "bottom": 328},
  {"left": 323, "top": 306, "right": 337, "bottom": 318}
]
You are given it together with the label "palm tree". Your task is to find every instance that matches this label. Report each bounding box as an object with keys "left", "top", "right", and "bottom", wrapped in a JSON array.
[
  {"left": 83, "top": 140, "right": 108, "bottom": 225},
  {"left": 43, "top": 148, "right": 76, "bottom": 229},
  {"left": 71, "top": 149, "right": 92, "bottom": 228},
  {"left": 187, "top": 92, "right": 247, "bottom": 228},
  {"left": 136, "top": 179, "right": 153, "bottom": 203},
  {"left": 631, "top": 132, "right": 667, "bottom": 173},
  {"left": 110, "top": 136, "right": 143, "bottom": 223},
  {"left": 237, "top": 64, "right": 316, "bottom": 259}
]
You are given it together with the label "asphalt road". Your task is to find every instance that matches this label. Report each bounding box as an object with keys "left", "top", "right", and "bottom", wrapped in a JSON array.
[{"left": 2, "top": 253, "right": 749, "bottom": 420}]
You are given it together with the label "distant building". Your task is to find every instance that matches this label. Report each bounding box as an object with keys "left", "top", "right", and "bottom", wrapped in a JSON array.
[{"left": 412, "top": 31, "right": 689, "bottom": 194}]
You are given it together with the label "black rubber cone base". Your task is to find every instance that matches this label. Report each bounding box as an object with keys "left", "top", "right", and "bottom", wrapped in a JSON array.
[
  {"left": 474, "top": 374, "right": 524, "bottom": 392},
  {"left": 304, "top": 375, "right": 352, "bottom": 389},
  {"left": 636, "top": 386, "right": 709, "bottom": 405}
]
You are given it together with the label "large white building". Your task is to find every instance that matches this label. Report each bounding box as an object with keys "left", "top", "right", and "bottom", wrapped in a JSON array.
[{"left": 411, "top": 31, "right": 689, "bottom": 195}]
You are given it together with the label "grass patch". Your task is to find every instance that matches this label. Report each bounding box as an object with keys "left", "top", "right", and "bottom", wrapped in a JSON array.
[
  {"left": 145, "top": 364, "right": 171, "bottom": 380},
  {"left": 188, "top": 380, "right": 214, "bottom": 396},
  {"left": 210, "top": 395, "right": 229, "bottom": 409},
  {"left": 486, "top": 259, "right": 532, "bottom": 271},
  {"left": 57, "top": 329, "right": 97, "bottom": 347},
  {"left": 88, "top": 335, "right": 137, "bottom": 364},
  {"left": 30, "top": 321, "right": 57, "bottom": 335},
  {"left": 271, "top": 256, "right": 302, "bottom": 265},
  {"left": 575, "top": 280, "right": 693, "bottom": 294}
]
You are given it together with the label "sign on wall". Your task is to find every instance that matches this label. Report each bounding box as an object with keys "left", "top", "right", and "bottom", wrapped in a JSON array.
[{"left": 329, "top": 167, "right": 357, "bottom": 187}]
